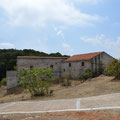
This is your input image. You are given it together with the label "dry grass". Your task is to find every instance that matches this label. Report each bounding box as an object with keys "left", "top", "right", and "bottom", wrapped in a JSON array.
[{"left": 0, "top": 75, "right": 120, "bottom": 103}]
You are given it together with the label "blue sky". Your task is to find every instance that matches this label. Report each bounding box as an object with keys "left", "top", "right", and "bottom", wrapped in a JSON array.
[{"left": 0, "top": 0, "right": 120, "bottom": 58}]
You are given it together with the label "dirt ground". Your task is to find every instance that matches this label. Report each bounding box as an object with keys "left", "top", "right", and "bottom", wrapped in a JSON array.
[
  {"left": 0, "top": 110, "right": 120, "bottom": 120},
  {"left": 0, "top": 75, "right": 120, "bottom": 103}
]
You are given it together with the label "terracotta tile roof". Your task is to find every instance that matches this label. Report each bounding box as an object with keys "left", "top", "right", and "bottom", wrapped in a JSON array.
[
  {"left": 17, "top": 56, "right": 69, "bottom": 59},
  {"left": 64, "top": 51, "right": 104, "bottom": 62}
]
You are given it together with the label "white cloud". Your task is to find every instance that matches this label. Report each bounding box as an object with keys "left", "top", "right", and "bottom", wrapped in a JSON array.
[
  {"left": 63, "top": 43, "right": 70, "bottom": 48},
  {"left": 81, "top": 34, "right": 120, "bottom": 47},
  {"left": 62, "top": 43, "right": 73, "bottom": 53},
  {"left": 80, "top": 34, "right": 106, "bottom": 45},
  {"left": 0, "top": 0, "right": 102, "bottom": 27},
  {"left": 80, "top": 34, "right": 104, "bottom": 45},
  {"left": 80, "top": 34, "right": 120, "bottom": 58},
  {"left": 104, "top": 37, "right": 120, "bottom": 47},
  {"left": 0, "top": 42, "right": 14, "bottom": 48},
  {"left": 80, "top": 34, "right": 120, "bottom": 47},
  {"left": 57, "top": 30, "right": 64, "bottom": 39}
]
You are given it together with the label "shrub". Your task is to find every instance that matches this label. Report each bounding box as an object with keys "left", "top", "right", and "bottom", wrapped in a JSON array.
[
  {"left": 61, "top": 73, "right": 71, "bottom": 87},
  {"left": 49, "top": 90, "right": 54, "bottom": 96},
  {"left": 82, "top": 69, "right": 92, "bottom": 80},
  {"left": 61, "top": 78, "right": 71, "bottom": 87},
  {"left": 105, "top": 59, "right": 120, "bottom": 80},
  {"left": 18, "top": 67, "right": 53, "bottom": 96},
  {"left": 1, "top": 78, "right": 6, "bottom": 86}
]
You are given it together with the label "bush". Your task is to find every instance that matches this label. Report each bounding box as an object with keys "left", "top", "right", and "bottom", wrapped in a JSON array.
[
  {"left": 61, "top": 73, "right": 71, "bottom": 87},
  {"left": 49, "top": 90, "right": 54, "bottom": 96},
  {"left": 61, "top": 78, "right": 71, "bottom": 87},
  {"left": 82, "top": 69, "right": 92, "bottom": 80},
  {"left": 105, "top": 59, "right": 120, "bottom": 80},
  {"left": 18, "top": 67, "right": 53, "bottom": 96},
  {"left": 1, "top": 78, "right": 6, "bottom": 86}
]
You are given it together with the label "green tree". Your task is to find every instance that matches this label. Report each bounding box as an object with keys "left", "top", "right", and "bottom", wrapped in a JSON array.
[
  {"left": 18, "top": 67, "right": 53, "bottom": 96},
  {"left": 105, "top": 59, "right": 120, "bottom": 80}
]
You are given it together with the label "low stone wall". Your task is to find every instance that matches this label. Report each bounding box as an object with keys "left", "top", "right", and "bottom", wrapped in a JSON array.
[{"left": 7, "top": 71, "right": 18, "bottom": 89}]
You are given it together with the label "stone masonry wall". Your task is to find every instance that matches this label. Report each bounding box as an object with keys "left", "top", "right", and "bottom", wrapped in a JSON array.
[
  {"left": 62, "top": 52, "right": 114, "bottom": 78},
  {"left": 17, "top": 57, "right": 67, "bottom": 79},
  {"left": 90, "top": 52, "right": 114, "bottom": 74},
  {"left": 62, "top": 61, "right": 91, "bottom": 79},
  {"left": 7, "top": 71, "right": 17, "bottom": 89}
]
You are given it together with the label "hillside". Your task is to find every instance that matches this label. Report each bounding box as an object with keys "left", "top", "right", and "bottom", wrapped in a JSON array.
[{"left": 0, "top": 75, "right": 120, "bottom": 103}]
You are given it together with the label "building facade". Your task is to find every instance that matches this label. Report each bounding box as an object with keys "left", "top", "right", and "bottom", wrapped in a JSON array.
[
  {"left": 17, "top": 56, "right": 68, "bottom": 79},
  {"left": 17, "top": 51, "right": 114, "bottom": 79},
  {"left": 7, "top": 51, "right": 114, "bottom": 89},
  {"left": 62, "top": 52, "right": 114, "bottom": 78}
]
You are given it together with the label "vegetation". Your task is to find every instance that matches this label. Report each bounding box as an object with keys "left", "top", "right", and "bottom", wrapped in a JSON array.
[
  {"left": 1, "top": 78, "right": 6, "bottom": 86},
  {"left": 60, "top": 73, "right": 71, "bottom": 87},
  {"left": 0, "top": 49, "right": 69, "bottom": 81},
  {"left": 105, "top": 59, "right": 120, "bottom": 80},
  {"left": 61, "top": 79, "right": 71, "bottom": 87},
  {"left": 18, "top": 67, "right": 53, "bottom": 96},
  {"left": 82, "top": 69, "right": 92, "bottom": 80}
]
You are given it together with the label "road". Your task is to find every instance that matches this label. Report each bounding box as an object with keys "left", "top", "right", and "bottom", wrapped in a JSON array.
[{"left": 0, "top": 93, "right": 120, "bottom": 115}]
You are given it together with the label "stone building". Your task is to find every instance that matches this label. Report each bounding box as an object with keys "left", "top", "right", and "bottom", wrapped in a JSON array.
[
  {"left": 17, "top": 56, "right": 68, "bottom": 79},
  {"left": 7, "top": 51, "right": 114, "bottom": 89},
  {"left": 62, "top": 51, "right": 114, "bottom": 78}
]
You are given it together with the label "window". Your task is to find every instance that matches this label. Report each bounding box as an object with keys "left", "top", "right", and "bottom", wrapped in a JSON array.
[
  {"left": 30, "top": 66, "right": 33, "bottom": 69},
  {"left": 50, "top": 64, "right": 53, "bottom": 68},
  {"left": 82, "top": 62, "right": 84, "bottom": 66},
  {"left": 69, "top": 63, "right": 71, "bottom": 67}
]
